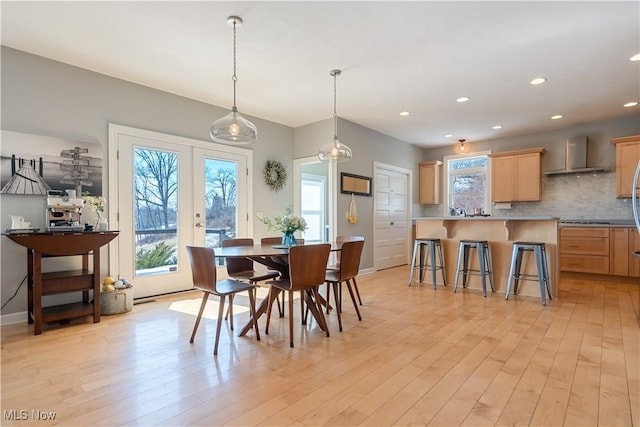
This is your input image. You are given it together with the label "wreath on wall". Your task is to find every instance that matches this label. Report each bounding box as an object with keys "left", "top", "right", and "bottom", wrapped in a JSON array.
[{"left": 263, "top": 160, "right": 287, "bottom": 191}]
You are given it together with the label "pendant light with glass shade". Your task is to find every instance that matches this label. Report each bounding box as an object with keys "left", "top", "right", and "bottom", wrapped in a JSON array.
[
  {"left": 210, "top": 16, "right": 257, "bottom": 144},
  {"left": 318, "top": 69, "right": 352, "bottom": 162},
  {"left": 454, "top": 139, "right": 470, "bottom": 154}
]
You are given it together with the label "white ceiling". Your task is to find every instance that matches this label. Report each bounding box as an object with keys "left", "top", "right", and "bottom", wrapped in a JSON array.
[{"left": 1, "top": 1, "right": 639, "bottom": 149}]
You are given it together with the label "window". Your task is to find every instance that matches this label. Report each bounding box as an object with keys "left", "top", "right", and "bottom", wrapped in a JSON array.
[
  {"left": 444, "top": 152, "right": 491, "bottom": 216},
  {"left": 301, "top": 173, "right": 326, "bottom": 242}
]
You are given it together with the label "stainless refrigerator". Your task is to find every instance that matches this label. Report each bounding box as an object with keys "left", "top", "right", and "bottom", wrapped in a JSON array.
[{"left": 634, "top": 160, "right": 640, "bottom": 234}]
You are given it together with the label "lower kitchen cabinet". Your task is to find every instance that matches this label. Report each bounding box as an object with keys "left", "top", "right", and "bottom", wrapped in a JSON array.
[
  {"left": 561, "top": 226, "right": 640, "bottom": 277},
  {"left": 560, "top": 227, "right": 609, "bottom": 274}
]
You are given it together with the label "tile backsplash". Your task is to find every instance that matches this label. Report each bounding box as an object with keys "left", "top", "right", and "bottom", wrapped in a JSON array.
[{"left": 418, "top": 172, "right": 633, "bottom": 220}]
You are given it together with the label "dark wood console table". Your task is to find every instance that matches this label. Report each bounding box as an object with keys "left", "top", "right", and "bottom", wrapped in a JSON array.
[{"left": 5, "top": 231, "right": 119, "bottom": 335}]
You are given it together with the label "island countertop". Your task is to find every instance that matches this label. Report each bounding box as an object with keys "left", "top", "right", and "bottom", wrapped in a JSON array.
[
  {"left": 412, "top": 216, "right": 559, "bottom": 221},
  {"left": 413, "top": 217, "right": 558, "bottom": 299}
]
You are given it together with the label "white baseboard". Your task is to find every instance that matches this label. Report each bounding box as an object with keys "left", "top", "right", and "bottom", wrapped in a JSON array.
[
  {"left": 359, "top": 267, "right": 376, "bottom": 276},
  {"left": 1, "top": 311, "right": 27, "bottom": 326}
]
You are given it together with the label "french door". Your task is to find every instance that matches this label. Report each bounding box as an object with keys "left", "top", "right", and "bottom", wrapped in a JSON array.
[{"left": 109, "top": 125, "right": 251, "bottom": 298}]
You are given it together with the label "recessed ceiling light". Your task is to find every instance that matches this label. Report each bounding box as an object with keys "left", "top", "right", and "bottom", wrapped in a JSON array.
[
  {"left": 551, "top": 114, "right": 564, "bottom": 120},
  {"left": 456, "top": 97, "right": 470, "bottom": 103},
  {"left": 630, "top": 53, "right": 640, "bottom": 61},
  {"left": 530, "top": 77, "right": 547, "bottom": 85},
  {"left": 444, "top": 134, "right": 453, "bottom": 138},
  {"left": 624, "top": 101, "right": 639, "bottom": 107},
  {"left": 492, "top": 125, "right": 503, "bottom": 130},
  {"left": 399, "top": 111, "right": 411, "bottom": 116}
]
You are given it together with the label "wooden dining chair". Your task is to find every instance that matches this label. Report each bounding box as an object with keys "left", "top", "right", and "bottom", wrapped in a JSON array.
[
  {"left": 222, "top": 238, "right": 281, "bottom": 318},
  {"left": 324, "top": 239, "right": 364, "bottom": 332},
  {"left": 326, "top": 235, "right": 365, "bottom": 312},
  {"left": 260, "top": 236, "right": 304, "bottom": 316},
  {"left": 185, "top": 246, "right": 260, "bottom": 356},
  {"left": 264, "top": 243, "right": 331, "bottom": 347}
]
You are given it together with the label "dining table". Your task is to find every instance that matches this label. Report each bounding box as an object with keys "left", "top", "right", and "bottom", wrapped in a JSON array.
[{"left": 216, "top": 242, "right": 341, "bottom": 336}]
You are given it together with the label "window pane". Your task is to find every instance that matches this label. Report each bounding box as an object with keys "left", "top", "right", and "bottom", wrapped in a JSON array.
[
  {"left": 134, "top": 148, "right": 178, "bottom": 277},
  {"left": 203, "top": 158, "right": 238, "bottom": 249},
  {"left": 447, "top": 154, "right": 490, "bottom": 215}
]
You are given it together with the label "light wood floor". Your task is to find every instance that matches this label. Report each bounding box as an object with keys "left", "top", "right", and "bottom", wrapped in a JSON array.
[{"left": 2, "top": 266, "right": 639, "bottom": 426}]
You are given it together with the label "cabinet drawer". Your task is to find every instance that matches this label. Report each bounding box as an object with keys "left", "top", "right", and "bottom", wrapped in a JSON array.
[
  {"left": 560, "top": 227, "right": 609, "bottom": 238},
  {"left": 560, "top": 237, "right": 609, "bottom": 256},
  {"left": 560, "top": 255, "right": 610, "bottom": 274}
]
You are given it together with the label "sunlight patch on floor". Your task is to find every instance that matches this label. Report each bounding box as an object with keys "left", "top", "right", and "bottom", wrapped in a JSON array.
[{"left": 168, "top": 287, "right": 274, "bottom": 319}]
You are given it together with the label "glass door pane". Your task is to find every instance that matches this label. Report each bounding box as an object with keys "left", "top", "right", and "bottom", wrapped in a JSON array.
[{"left": 134, "top": 148, "right": 179, "bottom": 277}]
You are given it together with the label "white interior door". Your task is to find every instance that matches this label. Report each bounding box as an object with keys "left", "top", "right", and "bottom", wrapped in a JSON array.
[
  {"left": 374, "top": 163, "right": 411, "bottom": 270},
  {"left": 109, "top": 125, "right": 251, "bottom": 299}
]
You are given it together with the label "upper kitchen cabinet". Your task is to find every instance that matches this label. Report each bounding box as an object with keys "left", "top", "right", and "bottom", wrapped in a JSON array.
[
  {"left": 611, "top": 135, "right": 640, "bottom": 198},
  {"left": 419, "top": 161, "right": 442, "bottom": 204},
  {"left": 489, "top": 148, "right": 545, "bottom": 202}
]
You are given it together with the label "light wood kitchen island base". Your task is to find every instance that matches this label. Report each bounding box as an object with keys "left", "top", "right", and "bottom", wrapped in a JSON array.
[{"left": 414, "top": 217, "right": 559, "bottom": 299}]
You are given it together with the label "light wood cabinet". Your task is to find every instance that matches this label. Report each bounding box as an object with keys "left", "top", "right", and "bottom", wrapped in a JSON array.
[
  {"left": 419, "top": 160, "right": 442, "bottom": 205},
  {"left": 560, "top": 227, "right": 610, "bottom": 274},
  {"left": 490, "top": 148, "right": 545, "bottom": 202},
  {"left": 609, "top": 227, "right": 629, "bottom": 276},
  {"left": 561, "top": 226, "right": 640, "bottom": 277},
  {"left": 611, "top": 135, "right": 640, "bottom": 198}
]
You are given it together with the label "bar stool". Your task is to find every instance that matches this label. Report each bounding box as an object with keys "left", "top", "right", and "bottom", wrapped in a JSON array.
[
  {"left": 453, "top": 240, "right": 495, "bottom": 297},
  {"left": 408, "top": 238, "right": 446, "bottom": 289},
  {"left": 505, "top": 241, "right": 552, "bottom": 306}
]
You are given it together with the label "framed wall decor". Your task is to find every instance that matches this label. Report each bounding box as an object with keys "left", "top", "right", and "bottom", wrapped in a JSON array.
[{"left": 340, "top": 172, "right": 372, "bottom": 196}]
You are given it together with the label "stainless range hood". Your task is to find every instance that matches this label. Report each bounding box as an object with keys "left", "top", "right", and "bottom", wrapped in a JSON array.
[{"left": 544, "top": 136, "right": 609, "bottom": 176}]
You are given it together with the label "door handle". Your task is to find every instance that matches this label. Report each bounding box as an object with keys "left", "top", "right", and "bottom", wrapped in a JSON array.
[
  {"left": 195, "top": 222, "right": 203, "bottom": 228},
  {"left": 390, "top": 221, "right": 394, "bottom": 226}
]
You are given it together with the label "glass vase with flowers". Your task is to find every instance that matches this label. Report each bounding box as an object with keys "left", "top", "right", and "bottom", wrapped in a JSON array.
[
  {"left": 259, "top": 206, "right": 307, "bottom": 246},
  {"left": 82, "top": 193, "right": 107, "bottom": 230}
]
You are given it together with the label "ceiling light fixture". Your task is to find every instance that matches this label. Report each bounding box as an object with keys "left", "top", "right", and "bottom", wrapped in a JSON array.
[
  {"left": 492, "top": 125, "right": 503, "bottom": 130},
  {"left": 530, "top": 77, "right": 547, "bottom": 85},
  {"left": 318, "top": 69, "right": 352, "bottom": 163},
  {"left": 551, "top": 114, "right": 564, "bottom": 120},
  {"left": 444, "top": 134, "right": 453, "bottom": 138},
  {"left": 624, "top": 101, "right": 639, "bottom": 107},
  {"left": 210, "top": 16, "right": 257, "bottom": 144},
  {"left": 454, "top": 139, "right": 470, "bottom": 154},
  {"left": 456, "top": 96, "right": 470, "bottom": 103},
  {"left": 399, "top": 111, "right": 411, "bottom": 116},
  {"left": 630, "top": 53, "right": 640, "bottom": 62}
]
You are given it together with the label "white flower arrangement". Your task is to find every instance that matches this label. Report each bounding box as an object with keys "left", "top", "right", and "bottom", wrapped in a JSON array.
[
  {"left": 82, "top": 193, "right": 106, "bottom": 215},
  {"left": 260, "top": 206, "right": 307, "bottom": 233}
]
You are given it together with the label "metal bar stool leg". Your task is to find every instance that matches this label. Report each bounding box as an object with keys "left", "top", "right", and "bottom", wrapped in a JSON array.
[
  {"left": 429, "top": 240, "right": 438, "bottom": 290},
  {"left": 408, "top": 240, "right": 419, "bottom": 285},
  {"left": 533, "top": 246, "right": 547, "bottom": 305},
  {"left": 437, "top": 241, "right": 447, "bottom": 286},
  {"left": 453, "top": 242, "right": 466, "bottom": 292},
  {"left": 505, "top": 244, "right": 519, "bottom": 300},
  {"left": 483, "top": 242, "right": 495, "bottom": 292},
  {"left": 477, "top": 243, "right": 487, "bottom": 297}
]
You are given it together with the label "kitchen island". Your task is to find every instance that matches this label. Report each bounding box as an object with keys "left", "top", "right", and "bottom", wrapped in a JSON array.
[{"left": 414, "top": 216, "right": 559, "bottom": 299}]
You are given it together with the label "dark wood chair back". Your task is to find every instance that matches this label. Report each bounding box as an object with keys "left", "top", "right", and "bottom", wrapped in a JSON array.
[
  {"left": 337, "top": 239, "right": 364, "bottom": 280},
  {"left": 287, "top": 243, "right": 331, "bottom": 291},
  {"left": 185, "top": 245, "right": 218, "bottom": 293},
  {"left": 222, "top": 238, "right": 254, "bottom": 275},
  {"left": 336, "top": 235, "right": 365, "bottom": 263}
]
